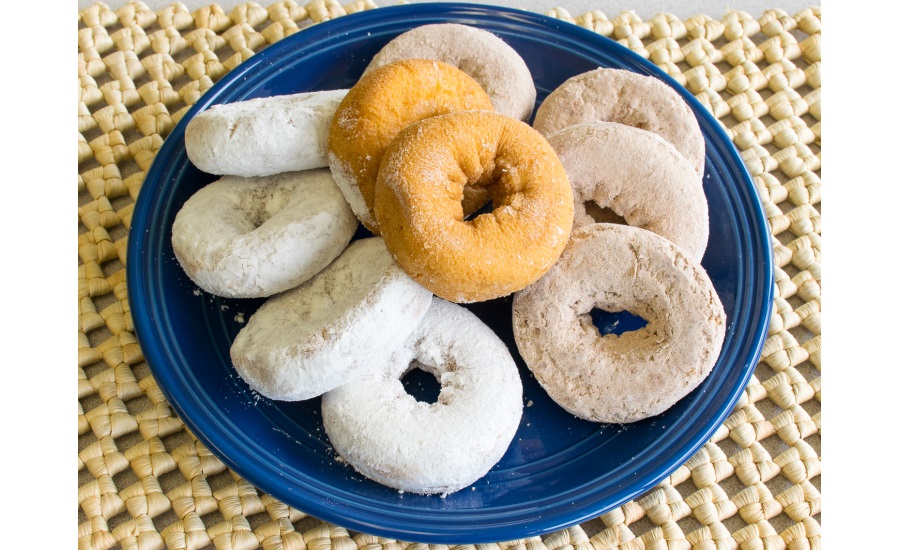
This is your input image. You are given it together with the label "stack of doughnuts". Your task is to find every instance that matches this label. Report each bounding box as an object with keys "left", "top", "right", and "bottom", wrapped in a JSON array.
[{"left": 172, "top": 23, "right": 726, "bottom": 495}]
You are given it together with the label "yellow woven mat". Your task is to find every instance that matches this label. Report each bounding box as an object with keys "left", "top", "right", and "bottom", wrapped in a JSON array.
[{"left": 77, "top": 2, "right": 822, "bottom": 548}]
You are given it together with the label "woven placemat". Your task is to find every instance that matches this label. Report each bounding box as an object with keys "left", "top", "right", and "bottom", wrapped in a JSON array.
[{"left": 77, "top": 2, "right": 822, "bottom": 548}]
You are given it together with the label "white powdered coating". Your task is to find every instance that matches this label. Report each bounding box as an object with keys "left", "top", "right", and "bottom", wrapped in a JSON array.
[
  {"left": 327, "top": 150, "right": 377, "bottom": 230},
  {"left": 513, "top": 224, "right": 726, "bottom": 424},
  {"left": 547, "top": 121, "right": 709, "bottom": 261},
  {"left": 185, "top": 89, "right": 348, "bottom": 177},
  {"left": 322, "top": 298, "right": 523, "bottom": 495},
  {"left": 533, "top": 68, "right": 706, "bottom": 174},
  {"left": 171, "top": 170, "right": 358, "bottom": 298},
  {"left": 366, "top": 24, "right": 536, "bottom": 121},
  {"left": 230, "top": 238, "right": 434, "bottom": 401}
]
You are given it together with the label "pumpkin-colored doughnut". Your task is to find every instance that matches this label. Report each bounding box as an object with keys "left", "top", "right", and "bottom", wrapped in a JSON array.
[
  {"left": 327, "top": 59, "right": 493, "bottom": 233},
  {"left": 374, "top": 110, "right": 574, "bottom": 303}
]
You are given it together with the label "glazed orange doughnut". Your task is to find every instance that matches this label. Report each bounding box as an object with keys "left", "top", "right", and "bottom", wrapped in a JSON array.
[
  {"left": 374, "top": 110, "right": 574, "bottom": 303},
  {"left": 327, "top": 59, "right": 493, "bottom": 234}
]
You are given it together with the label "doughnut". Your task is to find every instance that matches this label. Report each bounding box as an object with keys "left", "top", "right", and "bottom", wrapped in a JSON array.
[
  {"left": 512, "top": 223, "right": 726, "bottom": 423},
  {"left": 547, "top": 121, "right": 709, "bottom": 261},
  {"left": 374, "top": 110, "right": 574, "bottom": 303},
  {"left": 328, "top": 59, "right": 493, "bottom": 233},
  {"left": 322, "top": 298, "right": 523, "bottom": 495},
  {"left": 185, "top": 89, "right": 347, "bottom": 177},
  {"left": 230, "top": 237, "right": 433, "bottom": 401},
  {"left": 171, "top": 169, "right": 358, "bottom": 298},
  {"left": 366, "top": 23, "right": 536, "bottom": 121},
  {"left": 533, "top": 68, "right": 706, "bottom": 174}
]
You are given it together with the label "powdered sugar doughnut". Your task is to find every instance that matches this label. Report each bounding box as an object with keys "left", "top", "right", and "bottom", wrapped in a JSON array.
[
  {"left": 513, "top": 224, "right": 726, "bottom": 423},
  {"left": 185, "top": 89, "right": 347, "bottom": 177},
  {"left": 366, "top": 23, "right": 536, "bottom": 121},
  {"left": 547, "top": 122, "right": 709, "bottom": 261},
  {"left": 230, "top": 237, "right": 433, "bottom": 401},
  {"left": 533, "top": 68, "right": 706, "bottom": 174},
  {"left": 172, "top": 170, "right": 357, "bottom": 298},
  {"left": 322, "top": 298, "right": 523, "bottom": 495}
]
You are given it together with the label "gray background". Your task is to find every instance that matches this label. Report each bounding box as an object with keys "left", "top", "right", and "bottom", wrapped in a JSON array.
[{"left": 77, "top": 0, "right": 819, "bottom": 20}]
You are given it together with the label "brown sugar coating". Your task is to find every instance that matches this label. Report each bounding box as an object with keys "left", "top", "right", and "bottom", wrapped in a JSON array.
[
  {"left": 533, "top": 68, "right": 706, "bottom": 175},
  {"left": 327, "top": 59, "right": 493, "bottom": 233},
  {"left": 512, "top": 224, "right": 727, "bottom": 423},
  {"left": 374, "top": 110, "right": 574, "bottom": 303}
]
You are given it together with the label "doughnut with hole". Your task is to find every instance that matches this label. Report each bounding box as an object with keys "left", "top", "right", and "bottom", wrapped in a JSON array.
[
  {"left": 512, "top": 223, "right": 726, "bottom": 423},
  {"left": 374, "top": 110, "right": 574, "bottom": 303},
  {"left": 547, "top": 121, "right": 709, "bottom": 261},
  {"left": 322, "top": 298, "right": 523, "bottom": 495},
  {"left": 171, "top": 169, "right": 358, "bottom": 299},
  {"left": 328, "top": 59, "right": 493, "bottom": 233},
  {"left": 230, "top": 237, "right": 433, "bottom": 401},
  {"left": 533, "top": 68, "right": 706, "bottom": 174},
  {"left": 366, "top": 23, "right": 536, "bottom": 121},
  {"left": 185, "top": 89, "right": 347, "bottom": 177}
]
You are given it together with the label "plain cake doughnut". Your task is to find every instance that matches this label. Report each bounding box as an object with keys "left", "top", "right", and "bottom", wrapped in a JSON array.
[
  {"left": 327, "top": 59, "right": 493, "bottom": 233},
  {"left": 171, "top": 170, "right": 358, "bottom": 298},
  {"left": 547, "top": 121, "right": 709, "bottom": 261},
  {"left": 366, "top": 23, "right": 536, "bottom": 121},
  {"left": 512, "top": 224, "right": 726, "bottom": 423},
  {"left": 533, "top": 68, "right": 706, "bottom": 174},
  {"left": 374, "top": 110, "right": 574, "bottom": 303},
  {"left": 230, "top": 237, "right": 433, "bottom": 401},
  {"left": 185, "top": 89, "right": 347, "bottom": 177},
  {"left": 322, "top": 298, "right": 523, "bottom": 495}
]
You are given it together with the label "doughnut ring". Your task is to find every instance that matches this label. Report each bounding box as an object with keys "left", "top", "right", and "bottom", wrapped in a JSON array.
[
  {"left": 366, "top": 23, "right": 536, "bottom": 121},
  {"left": 230, "top": 237, "right": 433, "bottom": 401},
  {"left": 547, "top": 121, "right": 709, "bottom": 261},
  {"left": 185, "top": 89, "right": 347, "bottom": 177},
  {"left": 328, "top": 59, "right": 493, "bottom": 233},
  {"left": 171, "top": 169, "right": 358, "bottom": 298},
  {"left": 512, "top": 223, "right": 726, "bottom": 423},
  {"left": 533, "top": 68, "right": 706, "bottom": 174},
  {"left": 374, "top": 110, "right": 574, "bottom": 303},
  {"left": 322, "top": 298, "right": 523, "bottom": 495}
]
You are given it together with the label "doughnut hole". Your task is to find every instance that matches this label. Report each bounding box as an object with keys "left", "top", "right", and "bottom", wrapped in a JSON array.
[
  {"left": 400, "top": 360, "right": 442, "bottom": 404},
  {"left": 243, "top": 184, "right": 298, "bottom": 229},
  {"left": 463, "top": 198, "right": 494, "bottom": 221},
  {"left": 583, "top": 200, "right": 628, "bottom": 225},
  {"left": 589, "top": 307, "right": 648, "bottom": 336}
]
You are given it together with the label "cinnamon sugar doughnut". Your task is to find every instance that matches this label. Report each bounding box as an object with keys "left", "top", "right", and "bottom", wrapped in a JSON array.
[
  {"left": 171, "top": 170, "right": 357, "bottom": 299},
  {"left": 327, "top": 59, "right": 493, "bottom": 233},
  {"left": 533, "top": 68, "right": 706, "bottom": 174},
  {"left": 512, "top": 224, "right": 726, "bottom": 423},
  {"left": 322, "top": 298, "right": 523, "bottom": 495},
  {"left": 374, "top": 110, "right": 574, "bottom": 303},
  {"left": 185, "top": 89, "right": 347, "bottom": 177},
  {"left": 230, "top": 237, "right": 433, "bottom": 401},
  {"left": 547, "top": 121, "right": 709, "bottom": 261},
  {"left": 366, "top": 23, "right": 536, "bottom": 121}
]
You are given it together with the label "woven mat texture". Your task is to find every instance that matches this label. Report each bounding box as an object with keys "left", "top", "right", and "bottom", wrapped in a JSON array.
[{"left": 77, "top": 2, "right": 822, "bottom": 549}]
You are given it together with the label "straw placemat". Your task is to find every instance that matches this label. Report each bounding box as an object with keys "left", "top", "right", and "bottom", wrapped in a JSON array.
[{"left": 77, "top": 2, "right": 821, "bottom": 548}]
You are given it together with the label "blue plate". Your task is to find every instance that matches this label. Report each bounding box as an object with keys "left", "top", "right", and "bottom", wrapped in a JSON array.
[{"left": 128, "top": 3, "right": 773, "bottom": 544}]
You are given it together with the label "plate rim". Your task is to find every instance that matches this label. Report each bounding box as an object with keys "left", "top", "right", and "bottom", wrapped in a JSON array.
[{"left": 127, "top": 2, "right": 775, "bottom": 543}]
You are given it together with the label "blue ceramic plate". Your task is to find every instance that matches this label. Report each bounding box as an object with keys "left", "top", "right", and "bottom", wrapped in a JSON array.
[{"left": 128, "top": 3, "right": 773, "bottom": 544}]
